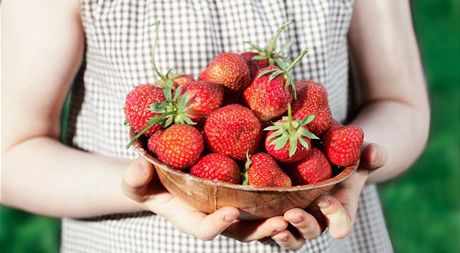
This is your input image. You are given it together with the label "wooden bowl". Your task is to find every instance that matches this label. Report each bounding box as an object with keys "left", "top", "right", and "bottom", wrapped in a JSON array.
[{"left": 130, "top": 130, "right": 357, "bottom": 220}]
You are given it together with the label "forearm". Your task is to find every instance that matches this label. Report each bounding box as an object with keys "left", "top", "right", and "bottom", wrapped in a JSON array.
[
  {"left": 1, "top": 137, "right": 143, "bottom": 218},
  {"left": 351, "top": 100, "right": 430, "bottom": 183}
]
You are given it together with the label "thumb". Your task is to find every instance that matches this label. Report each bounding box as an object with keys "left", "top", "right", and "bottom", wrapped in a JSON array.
[
  {"left": 359, "top": 143, "right": 387, "bottom": 172},
  {"left": 122, "top": 157, "right": 155, "bottom": 202}
]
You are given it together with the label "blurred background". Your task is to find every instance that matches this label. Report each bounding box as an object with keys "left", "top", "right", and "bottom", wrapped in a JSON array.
[{"left": 1, "top": 1, "right": 459, "bottom": 252}]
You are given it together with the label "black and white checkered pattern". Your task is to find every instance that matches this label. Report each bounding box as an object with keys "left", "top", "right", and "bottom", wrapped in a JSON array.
[{"left": 63, "top": 0, "right": 393, "bottom": 252}]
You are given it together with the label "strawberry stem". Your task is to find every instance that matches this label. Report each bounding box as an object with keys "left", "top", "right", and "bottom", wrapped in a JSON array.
[
  {"left": 286, "top": 48, "right": 308, "bottom": 72},
  {"left": 151, "top": 21, "right": 168, "bottom": 81},
  {"left": 267, "top": 20, "right": 295, "bottom": 58}
]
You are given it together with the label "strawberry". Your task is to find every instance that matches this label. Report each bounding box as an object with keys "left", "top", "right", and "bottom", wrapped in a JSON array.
[
  {"left": 241, "top": 52, "right": 267, "bottom": 79},
  {"left": 199, "top": 52, "right": 251, "bottom": 92},
  {"left": 322, "top": 125, "right": 364, "bottom": 167},
  {"left": 244, "top": 20, "right": 294, "bottom": 68},
  {"left": 190, "top": 153, "right": 241, "bottom": 184},
  {"left": 243, "top": 153, "right": 291, "bottom": 187},
  {"left": 172, "top": 74, "right": 194, "bottom": 88},
  {"left": 147, "top": 129, "right": 164, "bottom": 155},
  {"left": 146, "top": 80, "right": 223, "bottom": 130},
  {"left": 264, "top": 105, "right": 318, "bottom": 163},
  {"left": 204, "top": 104, "right": 262, "bottom": 161},
  {"left": 243, "top": 66, "right": 292, "bottom": 121},
  {"left": 155, "top": 124, "right": 204, "bottom": 170},
  {"left": 291, "top": 80, "right": 332, "bottom": 135},
  {"left": 287, "top": 148, "right": 332, "bottom": 185},
  {"left": 179, "top": 81, "right": 224, "bottom": 119},
  {"left": 124, "top": 84, "right": 165, "bottom": 137},
  {"left": 243, "top": 49, "right": 308, "bottom": 121}
]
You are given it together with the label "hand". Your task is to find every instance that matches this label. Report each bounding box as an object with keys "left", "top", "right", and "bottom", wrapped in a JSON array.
[
  {"left": 122, "top": 157, "right": 289, "bottom": 243},
  {"left": 269, "top": 143, "right": 387, "bottom": 250}
]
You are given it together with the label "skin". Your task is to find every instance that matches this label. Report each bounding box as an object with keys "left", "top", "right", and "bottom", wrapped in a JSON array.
[{"left": 1, "top": 0, "right": 429, "bottom": 250}]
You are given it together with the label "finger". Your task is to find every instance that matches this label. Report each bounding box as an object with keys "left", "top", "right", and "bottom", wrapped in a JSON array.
[
  {"left": 160, "top": 201, "right": 240, "bottom": 241},
  {"left": 224, "top": 216, "right": 288, "bottom": 242},
  {"left": 271, "top": 230, "right": 305, "bottom": 250},
  {"left": 316, "top": 195, "right": 353, "bottom": 239},
  {"left": 192, "top": 207, "right": 240, "bottom": 241},
  {"left": 122, "top": 157, "right": 155, "bottom": 201},
  {"left": 284, "top": 208, "right": 322, "bottom": 239},
  {"left": 359, "top": 143, "right": 387, "bottom": 171}
]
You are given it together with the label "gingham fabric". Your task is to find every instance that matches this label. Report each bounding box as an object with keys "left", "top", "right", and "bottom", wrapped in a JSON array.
[{"left": 62, "top": 0, "right": 393, "bottom": 252}]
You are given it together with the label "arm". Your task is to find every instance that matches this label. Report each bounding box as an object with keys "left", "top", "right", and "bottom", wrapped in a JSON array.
[
  {"left": 1, "top": 0, "right": 142, "bottom": 218},
  {"left": 349, "top": 0, "right": 430, "bottom": 182},
  {"left": 270, "top": 0, "right": 430, "bottom": 249}
]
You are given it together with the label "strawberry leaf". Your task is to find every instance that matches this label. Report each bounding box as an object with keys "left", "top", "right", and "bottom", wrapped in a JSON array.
[
  {"left": 267, "top": 128, "right": 285, "bottom": 141},
  {"left": 288, "top": 136, "right": 298, "bottom": 157},
  {"left": 298, "top": 137, "right": 310, "bottom": 150},
  {"left": 164, "top": 83, "right": 172, "bottom": 102},
  {"left": 275, "top": 58, "right": 289, "bottom": 70},
  {"left": 280, "top": 40, "right": 293, "bottom": 54},
  {"left": 273, "top": 135, "right": 288, "bottom": 150},
  {"left": 256, "top": 69, "right": 277, "bottom": 79},
  {"left": 126, "top": 114, "right": 164, "bottom": 148},
  {"left": 268, "top": 70, "right": 283, "bottom": 82},
  {"left": 173, "top": 86, "right": 182, "bottom": 101},
  {"left": 252, "top": 55, "right": 269, "bottom": 60},
  {"left": 300, "top": 115, "right": 316, "bottom": 125},
  {"left": 247, "top": 42, "right": 264, "bottom": 52},
  {"left": 301, "top": 128, "right": 319, "bottom": 139}
]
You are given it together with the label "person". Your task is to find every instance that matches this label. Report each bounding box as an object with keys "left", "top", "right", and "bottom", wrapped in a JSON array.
[{"left": 2, "top": 0, "right": 430, "bottom": 252}]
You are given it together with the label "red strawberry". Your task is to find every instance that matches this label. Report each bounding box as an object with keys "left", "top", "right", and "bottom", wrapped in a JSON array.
[
  {"left": 199, "top": 52, "right": 251, "bottom": 92},
  {"left": 322, "top": 125, "right": 364, "bottom": 167},
  {"left": 155, "top": 124, "right": 204, "bottom": 170},
  {"left": 125, "top": 84, "right": 165, "bottom": 136},
  {"left": 294, "top": 79, "right": 309, "bottom": 92},
  {"left": 241, "top": 52, "right": 268, "bottom": 79},
  {"left": 291, "top": 80, "right": 332, "bottom": 135},
  {"left": 172, "top": 74, "right": 194, "bottom": 87},
  {"left": 190, "top": 153, "right": 241, "bottom": 184},
  {"left": 243, "top": 49, "right": 308, "bottom": 121},
  {"left": 287, "top": 148, "right": 332, "bottom": 185},
  {"left": 180, "top": 81, "right": 224, "bottom": 119},
  {"left": 243, "top": 66, "right": 292, "bottom": 121},
  {"left": 264, "top": 105, "right": 318, "bottom": 163},
  {"left": 147, "top": 129, "right": 164, "bottom": 155},
  {"left": 204, "top": 104, "right": 262, "bottom": 161},
  {"left": 243, "top": 153, "right": 291, "bottom": 187}
]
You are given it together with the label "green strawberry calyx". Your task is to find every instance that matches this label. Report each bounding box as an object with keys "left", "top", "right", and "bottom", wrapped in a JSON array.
[
  {"left": 255, "top": 48, "right": 308, "bottom": 100},
  {"left": 264, "top": 104, "right": 319, "bottom": 157},
  {"left": 149, "top": 84, "right": 196, "bottom": 127},
  {"left": 247, "top": 19, "right": 295, "bottom": 67},
  {"left": 126, "top": 84, "right": 196, "bottom": 149}
]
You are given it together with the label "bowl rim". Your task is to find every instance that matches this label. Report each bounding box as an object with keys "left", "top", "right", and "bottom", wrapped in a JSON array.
[{"left": 130, "top": 129, "right": 358, "bottom": 192}]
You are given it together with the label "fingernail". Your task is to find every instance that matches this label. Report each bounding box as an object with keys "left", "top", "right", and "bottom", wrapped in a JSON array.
[
  {"left": 317, "top": 197, "right": 331, "bottom": 209},
  {"left": 291, "top": 216, "right": 303, "bottom": 224},
  {"left": 223, "top": 213, "right": 238, "bottom": 222}
]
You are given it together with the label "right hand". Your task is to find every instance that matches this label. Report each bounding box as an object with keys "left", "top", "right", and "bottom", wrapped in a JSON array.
[{"left": 122, "top": 157, "right": 289, "bottom": 242}]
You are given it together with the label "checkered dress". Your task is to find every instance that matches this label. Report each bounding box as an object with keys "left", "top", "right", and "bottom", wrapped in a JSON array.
[{"left": 62, "top": 0, "right": 393, "bottom": 252}]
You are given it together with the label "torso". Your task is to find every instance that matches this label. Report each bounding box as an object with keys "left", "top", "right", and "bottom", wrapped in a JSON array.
[{"left": 62, "top": 1, "right": 393, "bottom": 252}]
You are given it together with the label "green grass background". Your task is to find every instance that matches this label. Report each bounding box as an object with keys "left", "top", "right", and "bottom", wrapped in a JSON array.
[{"left": 1, "top": 1, "right": 459, "bottom": 252}]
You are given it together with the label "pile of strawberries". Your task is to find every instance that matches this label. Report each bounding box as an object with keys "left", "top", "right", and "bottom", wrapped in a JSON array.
[{"left": 125, "top": 21, "right": 364, "bottom": 187}]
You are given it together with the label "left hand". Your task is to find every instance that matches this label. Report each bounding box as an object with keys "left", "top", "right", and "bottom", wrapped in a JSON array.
[{"left": 269, "top": 143, "right": 387, "bottom": 250}]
